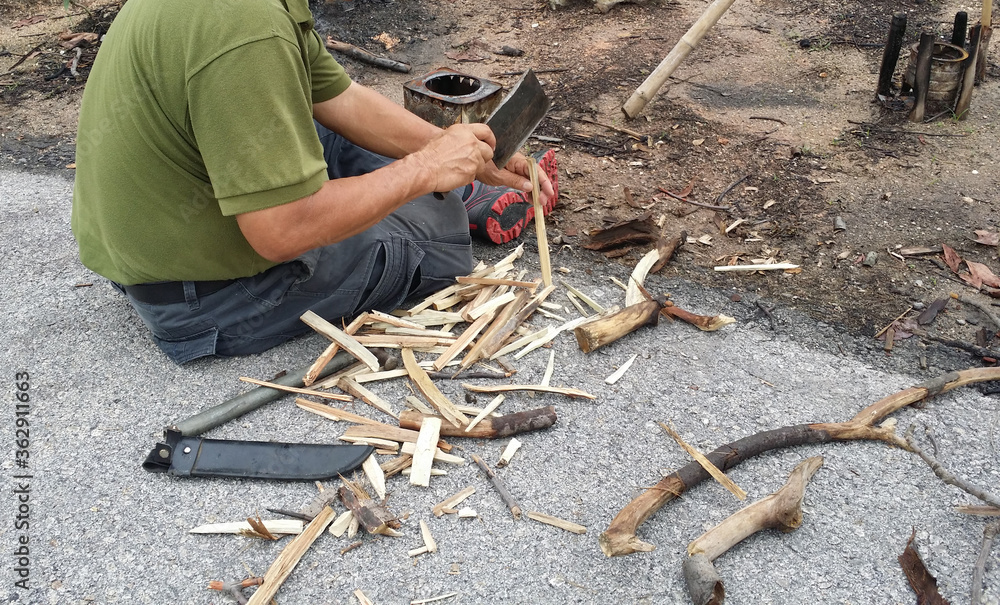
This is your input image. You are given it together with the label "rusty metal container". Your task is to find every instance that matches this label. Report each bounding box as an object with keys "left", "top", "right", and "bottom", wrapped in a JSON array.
[
  {"left": 904, "top": 40, "right": 968, "bottom": 106},
  {"left": 403, "top": 68, "right": 504, "bottom": 128}
]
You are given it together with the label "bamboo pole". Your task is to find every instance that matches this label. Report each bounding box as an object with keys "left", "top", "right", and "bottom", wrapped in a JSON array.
[
  {"left": 622, "top": 0, "right": 738, "bottom": 118},
  {"left": 909, "top": 31, "right": 936, "bottom": 122},
  {"left": 877, "top": 13, "right": 908, "bottom": 98},
  {"left": 956, "top": 25, "right": 983, "bottom": 119}
]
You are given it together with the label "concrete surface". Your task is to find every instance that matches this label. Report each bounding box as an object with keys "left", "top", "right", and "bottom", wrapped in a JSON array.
[{"left": 2, "top": 167, "right": 999, "bottom": 604}]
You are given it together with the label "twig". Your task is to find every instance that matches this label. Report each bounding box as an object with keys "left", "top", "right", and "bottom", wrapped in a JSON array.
[
  {"left": 955, "top": 293, "right": 1000, "bottom": 331},
  {"left": 1, "top": 43, "right": 43, "bottom": 76},
  {"left": 208, "top": 577, "right": 263, "bottom": 605},
  {"left": 471, "top": 453, "right": 521, "bottom": 518},
  {"left": 340, "top": 540, "right": 363, "bottom": 555},
  {"left": 924, "top": 334, "right": 1000, "bottom": 360},
  {"left": 496, "top": 68, "right": 570, "bottom": 76},
  {"left": 748, "top": 116, "right": 787, "bottom": 125},
  {"left": 715, "top": 175, "right": 750, "bottom": 205},
  {"left": 846, "top": 121, "right": 970, "bottom": 138},
  {"left": 756, "top": 301, "right": 777, "bottom": 330},
  {"left": 325, "top": 38, "right": 410, "bottom": 73},
  {"left": 875, "top": 306, "right": 913, "bottom": 339},
  {"left": 904, "top": 425, "right": 1000, "bottom": 508},
  {"left": 972, "top": 520, "right": 1000, "bottom": 605},
  {"left": 572, "top": 116, "right": 644, "bottom": 139},
  {"left": 657, "top": 187, "right": 730, "bottom": 211},
  {"left": 427, "top": 369, "right": 510, "bottom": 380}
]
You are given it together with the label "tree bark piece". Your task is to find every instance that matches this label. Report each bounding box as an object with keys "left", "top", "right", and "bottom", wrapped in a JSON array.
[
  {"left": 400, "top": 406, "right": 557, "bottom": 439},
  {"left": 246, "top": 506, "right": 336, "bottom": 605},
  {"left": 339, "top": 479, "right": 400, "bottom": 535},
  {"left": 575, "top": 300, "right": 662, "bottom": 353},
  {"left": 600, "top": 367, "right": 1000, "bottom": 557},
  {"left": 472, "top": 453, "right": 522, "bottom": 519},
  {"left": 461, "top": 383, "right": 596, "bottom": 399},
  {"left": 661, "top": 303, "right": 735, "bottom": 332},
  {"left": 410, "top": 417, "right": 442, "bottom": 487},
  {"left": 684, "top": 457, "right": 823, "bottom": 605},
  {"left": 651, "top": 232, "right": 687, "bottom": 274},
  {"left": 659, "top": 422, "right": 747, "bottom": 501},
  {"left": 622, "top": 0, "right": 738, "bottom": 116},
  {"left": 433, "top": 486, "right": 476, "bottom": 517},
  {"left": 379, "top": 455, "right": 413, "bottom": 478},
  {"left": 973, "top": 520, "right": 1000, "bottom": 605},
  {"left": 401, "top": 348, "right": 470, "bottom": 428},
  {"left": 325, "top": 38, "right": 411, "bottom": 73},
  {"left": 525, "top": 511, "right": 587, "bottom": 534},
  {"left": 301, "top": 310, "right": 380, "bottom": 372}
]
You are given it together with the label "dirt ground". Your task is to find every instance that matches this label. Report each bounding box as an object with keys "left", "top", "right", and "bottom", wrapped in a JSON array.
[{"left": 2, "top": 0, "right": 998, "bottom": 351}]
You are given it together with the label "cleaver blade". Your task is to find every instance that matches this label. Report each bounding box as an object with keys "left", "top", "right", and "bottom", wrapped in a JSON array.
[{"left": 485, "top": 69, "right": 551, "bottom": 169}]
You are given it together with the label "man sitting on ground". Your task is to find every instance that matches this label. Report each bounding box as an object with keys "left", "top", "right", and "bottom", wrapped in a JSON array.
[{"left": 71, "top": 0, "right": 557, "bottom": 364}]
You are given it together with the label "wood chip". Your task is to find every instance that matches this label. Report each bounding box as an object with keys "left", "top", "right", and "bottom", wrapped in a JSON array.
[
  {"left": 352, "top": 368, "right": 409, "bottom": 383},
  {"left": 300, "top": 310, "right": 380, "bottom": 372},
  {"left": 401, "top": 468, "right": 448, "bottom": 477},
  {"left": 497, "top": 437, "right": 522, "bottom": 468},
  {"left": 410, "top": 592, "right": 460, "bottom": 604},
  {"left": 433, "top": 486, "right": 476, "bottom": 517},
  {"left": 659, "top": 421, "right": 747, "bottom": 500},
  {"left": 338, "top": 376, "right": 397, "bottom": 418},
  {"left": 362, "top": 453, "right": 386, "bottom": 500},
  {"left": 401, "top": 348, "right": 469, "bottom": 428},
  {"left": 401, "top": 441, "right": 465, "bottom": 465},
  {"left": 457, "top": 507, "right": 478, "bottom": 518},
  {"left": 353, "top": 588, "right": 375, "bottom": 605},
  {"left": 540, "top": 350, "right": 556, "bottom": 387},
  {"left": 238, "top": 376, "right": 353, "bottom": 402},
  {"left": 295, "top": 398, "right": 383, "bottom": 426},
  {"left": 328, "top": 510, "right": 354, "bottom": 537},
  {"left": 342, "top": 424, "right": 452, "bottom": 452},
  {"left": 605, "top": 354, "right": 638, "bottom": 384},
  {"left": 626, "top": 248, "right": 661, "bottom": 307},
  {"left": 419, "top": 519, "right": 437, "bottom": 552},
  {"left": 405, "top": 395, "right": 436, "bottom": 415},
  {"left": 410, "top": 417, "right": 442, "bottom": 487},
  {"left": 465, "top": 394, "right": 505, "bottom": 433},
  {"left": 246, "top": 506, "right": 336, "bottom": 605},
  {"left": 525, "top": 511, "right": 587, "bottom": 534}
]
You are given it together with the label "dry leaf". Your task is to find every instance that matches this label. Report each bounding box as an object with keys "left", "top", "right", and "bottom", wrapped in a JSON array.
[
  {"left": 917, "top": 298, "right": 949, "bottom": 325},
  {"left": 13, "top": 15, "right": 46, "bottom": 28},
  {"left": 972, "top": 230, "right": 1000, "bottom": 246},
  {"left": 941, "top": 243, "right": 962, "bottom": 273},
  {"left": 58, "top": 32, "right": 98, "bottom": 49},
  {"left": 717, "top": 137, "right": 729, "bottom": 145},
  {"left": 372, "top": 32, "right": 399, "bottom": 50},
  {"left": 966, "top": 261, "right": 1000, "bottom": 288},
  {"left": 898, "top": 529, "right": 950, "bottom": 605}
]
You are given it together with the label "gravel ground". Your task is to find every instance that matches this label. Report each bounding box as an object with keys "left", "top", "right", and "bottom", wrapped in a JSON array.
[{"left": 2, "top": 167, "right": 999, "bottom": 604}]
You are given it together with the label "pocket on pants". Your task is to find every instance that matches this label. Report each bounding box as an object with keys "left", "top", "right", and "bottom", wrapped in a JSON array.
[
  {"left": 354, "top": 233, "right": 424, "bottom": 315},
  {"left": 151, "top": 326, "right": 219, "bottom": 365}
]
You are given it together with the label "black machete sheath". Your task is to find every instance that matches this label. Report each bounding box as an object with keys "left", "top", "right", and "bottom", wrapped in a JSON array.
[{"left": 143, "top": 429, "right": 373, "bottom": 480}]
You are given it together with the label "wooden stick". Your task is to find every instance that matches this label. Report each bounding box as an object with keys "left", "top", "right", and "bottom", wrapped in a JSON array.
[
  {"left": 304, "top": 341, "right": 340, "bottom": 387},
  {"left": 401, "top": 406, "right": 557, "bottom": 439},
  {"left": 909, "top": 31, "right": 936, "bottom": 123},
  {"left": 410, "top": 417, "right": 442, "bottom": 487},
  {"left": 432, "top": 311, "right": 494, "bottom": 371},
  {"left": 973, "top": 520, "right": 1000, "bottom": 605},
  {"left": 246, "top": 506, "right": 336, "bottom": 605},
  {"left": 190, "top": 520, "right": 303, "bottom": 535},
  {"left": 353, "top": 368, "right": 409, "bottom": 383},
  {"left": 380, "top": 455, "right": 413, "bottom": 478},
  {"left": 337, "top": 376, "right": 397, "bottom": 419},
  {"left": 528, "top": 159, "right": 552, "bottom": 287},
  {"left": 713, "top": 263, "right": 799, "bottom": 272},
  {"left": 575, "top": 300, "right": 662, "bottom": 353},
  {"left": 456, "top": 276, "right": 540, "bottom": 290},
  {"left": 433, "top": 486, "right": 476, "bottom": 517},
  {"left": 295, "top": 398, "right": 383, "bottom": 426},
  {"left": 956, "top": 24, "right": 982, "bottom": 119},
  {"left": 540, "top": 350, "right": 556, "bottom": 387},
  {"left": 683, "top": 457, "right": 824, "bottom": 605},
  {"left": 600, "top": 367, "right": 1000, "bottom": 557},
  {"left": 354, "top": 334, "right": 456, "bottom": 349},
  {"left": 525, "top": 511, "right": 587, "bottom": 534},
  {"left": 239, "top": 377, "right": 352, "bottom": 402},
  {"left": 459, "top": 290, "right": 532, "bottom": 371},
  {"left": 401, "top": 348, "right": 469, "bottom": 428},
  {"left": 325, "top": 37, "right": 411, "bottom": 73},
  {"left": 660, "top": 422, "right": 747, "bottom": 500},
  {"left": 301, "top": 311, "right": 380, "bottom": 372},
  {"left": 462, "top": 383, "right": 596, "bottom": 399},
  {"left": 353, "top": 588, "right": 375, "bottom": 605},
  {"left": 472, "top": 453, "right": 522, "bottom": 519},
  {"left": 562, "top": 281, "right": 605, "bottom": 313},
  {"left": 622, "top": 0, "right": 738, "bottom": 117}
]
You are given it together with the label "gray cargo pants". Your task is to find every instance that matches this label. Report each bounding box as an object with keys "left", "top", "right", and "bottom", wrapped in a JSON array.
[{"left": 120, "top": 124, "right": 473, "bottom": 364}]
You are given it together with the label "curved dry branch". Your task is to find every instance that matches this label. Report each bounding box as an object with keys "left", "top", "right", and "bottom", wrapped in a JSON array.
[{"left": 600, "top": 367, "right": 1000, "bottom": 557}]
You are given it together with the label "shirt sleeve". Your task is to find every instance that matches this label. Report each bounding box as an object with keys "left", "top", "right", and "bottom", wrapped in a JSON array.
[
  {"left": 187, "top": 36, "right": 330, "bottom": 216},
  {"left": 306, "top": 29, "right": 352, "bottom": 103}
]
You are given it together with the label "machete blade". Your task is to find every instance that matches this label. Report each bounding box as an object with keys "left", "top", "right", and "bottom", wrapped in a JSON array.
[{"left": 486, "top": 69, "right": 551, "bottom": 169}]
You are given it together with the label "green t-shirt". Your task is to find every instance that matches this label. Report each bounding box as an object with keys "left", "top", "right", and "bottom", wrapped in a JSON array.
[{"left": 71, "top": 0, "right": 352, "bottom": 285}]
